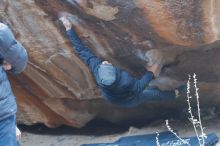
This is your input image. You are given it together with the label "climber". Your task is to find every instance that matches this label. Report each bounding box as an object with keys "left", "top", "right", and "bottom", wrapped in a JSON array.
[
  {"left": 0, "top": 22, "right": 28, "bottom": 146},
  {"left": 59, "top": 16, "right": 185, "bottom": 107}
]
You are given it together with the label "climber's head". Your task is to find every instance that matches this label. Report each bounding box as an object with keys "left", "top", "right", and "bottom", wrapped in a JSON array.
[{"left": 97, "top": 61, "right": 117, "bottom": 86}]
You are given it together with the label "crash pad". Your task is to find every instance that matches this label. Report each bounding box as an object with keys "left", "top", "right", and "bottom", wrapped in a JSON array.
[{"left": 81, "top": 131, "right": 218, "bottom": 146}]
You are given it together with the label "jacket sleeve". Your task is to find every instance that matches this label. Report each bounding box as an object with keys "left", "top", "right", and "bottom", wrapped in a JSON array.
[
  {"left": 7, "top": 42, "right": 28, "bottom": 74},
  {"left": 0, "top": 42, "right": 28, "bottom": 74},
  {"left": 66, "top": 29, "right": 102, "bottom": 73},
  {"left": 131, "top": 71, "right": 154, "bottom": 93},
  {"left": 0, "top": 24, "right": 28, "bottom": 74}
]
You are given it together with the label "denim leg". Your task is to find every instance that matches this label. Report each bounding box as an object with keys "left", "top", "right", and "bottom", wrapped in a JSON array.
[
  {"left": 139, "top": 87, "right": 176, "bottom": 102},
  {"left": 0, "top": 115, "right": 17, "bottom": 146},
  {"left": 108, "top": 88, "right": 176, "bottom": 108}
]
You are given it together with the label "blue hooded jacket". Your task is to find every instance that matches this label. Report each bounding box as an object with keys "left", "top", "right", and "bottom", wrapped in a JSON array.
[
  {"left": 66, "top": 29, "right": 154, "bottom": 105},
  {"left": 0, "top": 23, "right": 28, "bottom": 121}
]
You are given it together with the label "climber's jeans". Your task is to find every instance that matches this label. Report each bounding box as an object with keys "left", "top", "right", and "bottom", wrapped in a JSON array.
[
  {"left": 138, "top": 87, "right": 176, "bottom": 102},
  {"left": 0, "top": 115, "right": 19, "bottom": 146},
  {"left": 117, "top": 87, "right": 176, "bottom": 107}
]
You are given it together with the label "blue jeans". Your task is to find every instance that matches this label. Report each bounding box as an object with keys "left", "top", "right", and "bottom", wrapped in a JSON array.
[
  {"left": 139, "top": 87, "right": 176, "bottom": 101},
  {"left": 114, "top": 87, "right": 176, "bottom": 107},
  {"left": 0, "top": 115, "right": 19, "bottom": 146}
]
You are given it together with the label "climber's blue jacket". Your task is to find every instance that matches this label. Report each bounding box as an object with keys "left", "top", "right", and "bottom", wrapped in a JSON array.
[
  {"left": 66, "top": 29, "right": 154, "bottom": 105},
  {"left": 0, "top": 23, "right": 28, "bottom": 121}
]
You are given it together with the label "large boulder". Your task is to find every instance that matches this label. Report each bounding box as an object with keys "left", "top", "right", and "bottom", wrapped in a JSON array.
[{"left": 0, "top": 0, "right": 220, "bottom": 128}]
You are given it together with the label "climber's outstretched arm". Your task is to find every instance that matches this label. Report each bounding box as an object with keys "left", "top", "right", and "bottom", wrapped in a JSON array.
[
  {"left": 131, "top": 71, "right": 154, "bottom": 93},
  {"left": 60, "top": 16, "right": 102, "bottom": 73},
  {"left": 131, "top": 63, "right": 161, "bottom": 93}
]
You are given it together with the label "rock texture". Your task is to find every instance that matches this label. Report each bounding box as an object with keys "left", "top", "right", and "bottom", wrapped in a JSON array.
[{"left": 0, "top": 0, "right": 220, "bottom": 128}]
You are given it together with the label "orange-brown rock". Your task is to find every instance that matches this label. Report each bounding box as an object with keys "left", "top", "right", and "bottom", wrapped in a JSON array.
[{"left": 0, "top": 0, "right": 220, "bottom": 128}]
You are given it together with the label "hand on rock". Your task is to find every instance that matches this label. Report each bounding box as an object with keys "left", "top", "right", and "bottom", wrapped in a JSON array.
[
  {"left": 147, "top": 63, "right": 161, "bottom": 78},
  {"left": 59, "top": 16, "right": 72, "bottom": 31},
  {"left": 59, "top": 12, "right": 81, "bottom": 30}
]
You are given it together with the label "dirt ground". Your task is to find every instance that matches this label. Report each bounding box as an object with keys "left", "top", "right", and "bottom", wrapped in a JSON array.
[{"left": 19, "top": 117, "right": 220, "bottom": 146}]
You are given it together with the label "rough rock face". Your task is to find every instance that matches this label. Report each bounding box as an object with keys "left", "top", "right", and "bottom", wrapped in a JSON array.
[{"left": 0, "top": 0, "right": 220, "bottom": 128}]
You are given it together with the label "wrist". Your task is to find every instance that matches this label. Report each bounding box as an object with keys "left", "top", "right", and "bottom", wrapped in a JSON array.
[
  {"left": 146, "top": 71, "right": 155, "bottom": 79},
  {"left": 66, "top": 27, "right": 71, "bottom": 31}
]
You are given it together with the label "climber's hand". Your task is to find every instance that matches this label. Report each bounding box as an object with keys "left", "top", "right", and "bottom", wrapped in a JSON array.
[
  {"left": 59, "top": 16, "right": 72, "bottom": 31},
  {"left": 147, "top": 63, "right": 161, "bottom": 77}
]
